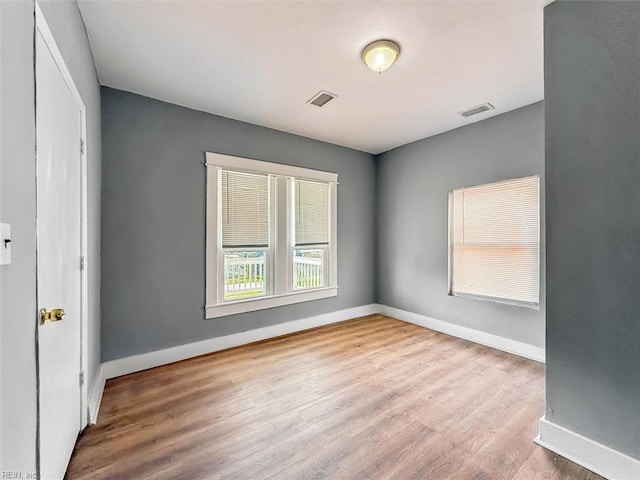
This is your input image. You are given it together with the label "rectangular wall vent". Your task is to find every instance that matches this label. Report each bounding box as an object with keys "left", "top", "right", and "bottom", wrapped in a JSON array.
[
  {"left": 459, "top": 102, "right": 495, "bottom": 117},
  {"left": 307, "top": 91, "right": 337, "bottom": 108}
]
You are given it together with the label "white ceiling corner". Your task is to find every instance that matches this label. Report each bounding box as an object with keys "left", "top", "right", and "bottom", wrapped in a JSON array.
[{"left": 77, "top": 0, "right": 544, "bottom": 154}]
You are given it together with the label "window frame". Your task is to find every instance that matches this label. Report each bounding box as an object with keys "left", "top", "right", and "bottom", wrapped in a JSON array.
[
  {"left": 447, "top": 175, "right": 541, "bottom": 310},
  {"left": 205, "top": 152, "right": 338, "bottom": 319}
]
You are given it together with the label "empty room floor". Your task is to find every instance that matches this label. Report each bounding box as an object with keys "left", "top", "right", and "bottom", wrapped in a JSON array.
[{"left": 66, "top": 316, "right": 602, "bottom": 480}]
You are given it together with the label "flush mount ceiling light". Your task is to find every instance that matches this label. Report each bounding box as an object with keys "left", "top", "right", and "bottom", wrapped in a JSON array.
[{"left": 361, "top": 39, "right": 400, "bottom": 73}]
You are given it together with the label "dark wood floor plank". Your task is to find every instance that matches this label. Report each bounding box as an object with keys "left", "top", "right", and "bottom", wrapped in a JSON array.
[{"left": 66, "top": 316, "right": 602, "bottom": 480}]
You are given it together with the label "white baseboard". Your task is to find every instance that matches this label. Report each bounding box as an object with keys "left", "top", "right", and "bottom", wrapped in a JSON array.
[
  {"left": 536, "top": 416, "right": 640, "bottom": 480},
  {"left": 378, "top": 304, "right": 545, "bottom": 363},
  {"left": 94, "top": 303, "right": 544, "bottom": 423},
  {"left": 88, "top": 365, "right": 105, "bottom": 424},
  {"left": 101, "top": 304, "right": 380, "bottom": 380}
]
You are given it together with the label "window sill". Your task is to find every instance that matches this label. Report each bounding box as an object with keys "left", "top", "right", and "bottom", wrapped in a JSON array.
[
  {"left": 206, "top": 287, "right": 338, "bottom": 319},
  {"left": 450, "top": 291, "right": 540, "bottom": 310}
]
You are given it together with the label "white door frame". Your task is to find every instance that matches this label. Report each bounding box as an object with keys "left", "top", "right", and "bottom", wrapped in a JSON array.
[{"left": 35, "top": 1, "right": 90, "bottom": 430}]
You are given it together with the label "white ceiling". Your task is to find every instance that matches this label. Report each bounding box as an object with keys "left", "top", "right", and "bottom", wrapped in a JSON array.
[{"left": 78, "top": 0, "right": 544, "bottom": 154}]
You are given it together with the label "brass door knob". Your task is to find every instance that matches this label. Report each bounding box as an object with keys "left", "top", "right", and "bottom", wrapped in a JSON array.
[{"left": 40, "top": 308, "right": 65, "bottom": 325}]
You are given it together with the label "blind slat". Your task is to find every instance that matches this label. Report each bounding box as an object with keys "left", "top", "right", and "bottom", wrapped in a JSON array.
[
  {"left": 221, "top": 170, "right": 269, "bottom": 247},
  {"left": 450, "top": 176, "right": 540, "bottom": 304},
  {"left": 294, "top": 180, "right": 329, "bottom": 246}
]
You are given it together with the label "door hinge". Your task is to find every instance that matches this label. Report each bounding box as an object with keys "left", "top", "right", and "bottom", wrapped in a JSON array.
[
  {"left": 79, "top": 371, "right": 85, "bottom": 387},
  {"left": 80, "top": 255, "right": 85, "bottom": 271},
  {"left": 80, "top": 139, "right": 85, "bottom": 155}
]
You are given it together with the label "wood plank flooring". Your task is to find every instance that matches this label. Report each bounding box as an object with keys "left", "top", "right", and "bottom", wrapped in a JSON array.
[{"left": 66, "top": 315, "right": 603, "bottom": 480}]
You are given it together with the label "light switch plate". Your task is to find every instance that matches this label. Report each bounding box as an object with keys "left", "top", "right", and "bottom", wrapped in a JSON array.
[{"left": 1, "top": 223, "right": 11, "bottom": 265}]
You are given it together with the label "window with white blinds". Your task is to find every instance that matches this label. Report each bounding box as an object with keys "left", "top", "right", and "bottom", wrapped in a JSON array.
[
  {"left": 449, "top": 176, "right": 540, "bottom": 307},
  {"left": 221, "top": 170, "right": 269, "bottom": 247},
  {"left": 294, "top": 180, "right": 329, "bottom": 246},
  {"left": 206, "top": 152, "right": 338, "bottom": 318}
]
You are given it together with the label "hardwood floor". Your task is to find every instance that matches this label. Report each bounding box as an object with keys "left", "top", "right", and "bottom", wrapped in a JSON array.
[{"left": 66, "top": 315, "right": 603, "bottom": 480}]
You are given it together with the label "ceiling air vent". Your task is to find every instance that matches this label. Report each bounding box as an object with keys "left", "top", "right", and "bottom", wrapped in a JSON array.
[
  {"left": 459, "top": 102, "right": 495, "bottom": 118},
  {"left": 307, "top": 91, "right": 337, "bottom": 108}
]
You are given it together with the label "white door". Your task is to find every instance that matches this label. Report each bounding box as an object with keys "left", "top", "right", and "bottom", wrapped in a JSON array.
[{"left": 36, "top": 26, "right": 83, "bottom": 480}]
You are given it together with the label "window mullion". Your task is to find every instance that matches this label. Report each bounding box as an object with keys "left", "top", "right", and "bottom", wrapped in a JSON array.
[{"left": 273, "top": 175, "right": 289, "bottom": 295}]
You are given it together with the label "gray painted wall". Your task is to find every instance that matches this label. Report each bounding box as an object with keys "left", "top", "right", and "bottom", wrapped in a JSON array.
[
  {"left": 37, "top": 0, "right": 102, "bottom": 424},
  {"left": 376, "top": 102, "right": 545, "bottom": 348},
  {"left": 0, "top": 0, "right": 37, "bottom": 473},
  {"left": 101, "top": 87, "right": 376, "bottom": 361},
  {"left": 0, "top": 0, "right": 100, "bottom": 471},
  {"left": 544, "top": 1, "right": 640, "bottom": 459}
]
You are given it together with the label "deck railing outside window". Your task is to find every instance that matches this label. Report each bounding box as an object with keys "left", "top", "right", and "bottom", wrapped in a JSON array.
[
  {"left": 224, "top": 254, "right": 323, "bottom": 300},
  {"left": 292, "top": 254, "right": 324, "bottom": 290},
  {"left": 224, "top": 254, "right": 266, "bottom": 300}
]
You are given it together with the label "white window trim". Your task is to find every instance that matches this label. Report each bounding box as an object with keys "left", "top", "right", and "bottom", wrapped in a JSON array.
[
  {"left": 205, "top": 152, "right": 338, "bottom": 319},
  {"left": 450, "top": 291, "right": 540, "bottom": 310}
]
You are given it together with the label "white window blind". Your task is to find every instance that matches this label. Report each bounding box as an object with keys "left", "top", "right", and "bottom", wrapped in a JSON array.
[
  {"left": 449, "top": 176, "right": 540, "bottom": 306},
  {"left": 221, "top": 170, "right": 269, "bottom": 247},
  {"left": 294, "top": 180, "right": 329, "bottom": 246}
]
